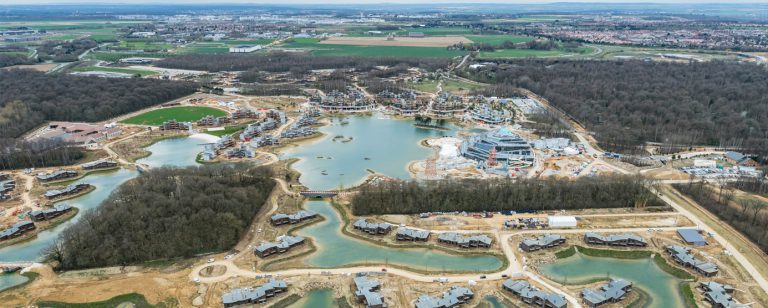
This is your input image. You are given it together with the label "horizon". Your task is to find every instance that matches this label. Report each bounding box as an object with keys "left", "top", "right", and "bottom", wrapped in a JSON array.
[{"left": 4, "top": 1, "right": 768, "bottom": 5}]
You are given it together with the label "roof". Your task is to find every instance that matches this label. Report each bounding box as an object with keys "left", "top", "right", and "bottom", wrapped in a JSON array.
[
  {"left": 415, "top": 286, "right": 473, "bottom": 308},
  {"left": 396, "top": 227, "right": 430, "bottom": 239},
  {"left": 503, "top": 279, "right": 566, "bottom": 308},
  {"left": 221, "top": 279, "right": 286, "bottom": 304},
  {"left": 725, "top": 151, "right": 746, "bottom": 162},
  {"left": 254, "top": 235, "right": 305, "bottom": 253},
  {"left": 585, "top": 232, "right": 646, "bottom": 244},
  {"left": 522, "top": 234, "right": 564, "bottom": 247},
  {"left": 677, "top": 229, "right": 707, "bottom": 244},
  {"left": 354, "top": 277, "right": 384, "bottom": 307},
  {"left": 437, "top": 232, "right": 493, "bottom": 245}
]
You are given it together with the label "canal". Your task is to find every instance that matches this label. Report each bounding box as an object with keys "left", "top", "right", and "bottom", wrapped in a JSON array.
[
  {"left": 294, "top": 200, "right": 504, "bottom": 272},
  {"left": 539, "top": 252, "right": 687, "bottom": 308}
]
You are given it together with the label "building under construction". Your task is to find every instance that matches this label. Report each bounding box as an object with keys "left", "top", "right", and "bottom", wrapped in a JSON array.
[{"left": 460, "top": 127, "right": 534, "bottom": 165}]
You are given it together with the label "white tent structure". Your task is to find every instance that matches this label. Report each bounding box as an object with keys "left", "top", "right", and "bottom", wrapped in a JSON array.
[{"left": 548, "top": 216, "right": 577, "bottom": 228}]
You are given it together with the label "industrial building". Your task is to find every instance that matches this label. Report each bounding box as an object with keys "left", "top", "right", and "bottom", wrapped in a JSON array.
[
  {"left": 547, "top": 216, "right": 577, "bottom": 228},
  {"left": 228, "top": 45, "right": 262, "bottom": 53},
  {"left": 354, "top": 276, "right": 387, "bottom": 308},
  {"left": 520, "top": 234, "right": 565, "bottom": 252},
  {"left": 221, "top": 279, "right": 287, "bottom": 307},
  {"left": 436, "top": 233, "right": 492, "bottom": 248},
  {"left": 502, "top": 279, "right": 567, "bottom": 308},
  {"left": 581, "top": 279, "right": 633, "bottom": 307},
  {"left": 461, "top": 127, "right": 534, "bottom": 165},
  {"left": 584, "top": 233, "right": 647, "bottom": 247},
  {"left": 414, "top": 286, "right": 473, "bottom": 308},
  {"left": 666, "top": 245, "right": 719, "bottom": 276}
]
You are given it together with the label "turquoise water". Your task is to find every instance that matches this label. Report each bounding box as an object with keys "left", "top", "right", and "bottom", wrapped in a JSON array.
[
  {"left": 482, "top": 295, "right": 508, "bottom": 308},
  {"left": 289, "top": 289, "right": 337, "bottom": 308},
  {"left": 0, "top": 135, "right": 207, "bottom": 263},
  {"left": 0, "top": 273, "right": 28, "bottom": 292},
  {"left": 295, "top": 200, "right": 504, "bottom": 272},
  {"left": 282, "top": 115, "right": 457, "bottom": 190},
  {"left": 539, "top": 252, "right": 686, "bottom": 308}
]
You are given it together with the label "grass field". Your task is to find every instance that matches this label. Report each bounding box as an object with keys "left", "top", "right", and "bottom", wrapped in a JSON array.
[
  {"left": 219, "top": 39, "right": 274, "bottom": 45},
  {"left": 479, "top": 46, "right": 592, "bottom": 58},
  {"left": 122, "top": 107, "right": 227, "bottom": 126},
  {"left": 467, "top": 35, "right": 534, "bottom": 45},
  {"left": 442, "top": 79, "right": 486, "bottom": 92},
  {"left": 204, "top": 125, "right": 248, "bottom": 137},
  {"left": 281, "top": 38, "right": 467, "bottom": 58},
  {"left": 409, "top": 79, "right": 440, "bottom": 93},
  {"left": 85, "top": 52, "right": 173, "bottom": 61},
  {"left": 71, "top": 66, "right": 157, "bottom": 76}
]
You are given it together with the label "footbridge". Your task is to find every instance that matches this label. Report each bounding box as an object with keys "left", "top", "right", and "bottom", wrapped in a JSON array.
[{"left": 299, "top": 190, "right": 350, "bottom": 198}]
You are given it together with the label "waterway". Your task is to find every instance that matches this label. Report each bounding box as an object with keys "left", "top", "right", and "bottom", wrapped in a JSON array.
[
  {"left": 295, "top": 200, "right": 504, "bottom": 272},
  {"left": 0, "top": 273, "right": 28, "bottom": 292},
  {"left": 288, "top": 289, "right": 336, "bottom": 308},
  {"left": 281, "top": 115, "right": 458, "bottom": 191},
  {"left": 539, "top": 252, "right": 686, "bottom": 308}
]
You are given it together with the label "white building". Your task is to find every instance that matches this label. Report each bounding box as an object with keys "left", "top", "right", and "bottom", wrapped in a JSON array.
[
  {"left": 229, "top": 45, "right": 263, "bottom": 53},
  {"left": 693, "top": 159, "right": 717, "bottom": 168},
  {"left": 548, "top": 216, "right": 577, "bottom": 228}
]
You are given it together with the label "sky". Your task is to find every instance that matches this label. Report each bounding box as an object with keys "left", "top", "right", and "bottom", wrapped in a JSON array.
[{"left": 6, "top": 0, "right": 768, "bottom": 4}]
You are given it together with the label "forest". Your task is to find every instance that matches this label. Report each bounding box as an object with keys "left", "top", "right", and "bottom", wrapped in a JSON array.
[
  {"left": 0, "top": 69, "right": 197, "bottom": 138},
  {"left": 674, "top": 182, "right": 768, "bottom": 253},
  {"left": 0, "top": 138, "right": 84, "bottom": 170},
  {"left": 0, "top": 54, "right": 34, "bottom": 68},
  {"left": 461, "top": 59, "right": 768, "bottom": 157},
  {"left": 157, "top": 52, "right": 450, "bottom": 73},
  {"left": 351, "top": 176, "right": 662, "bottom": 215},
  {"left": 37, "top": 38, "right": 98, "bottom": 62},
  {"left": 47, "top": 164, "right": 276, "bottom": 270}
]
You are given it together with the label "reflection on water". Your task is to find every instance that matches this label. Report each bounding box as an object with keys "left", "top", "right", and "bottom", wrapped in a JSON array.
[
  {"left": 540, "top": 252, "right": 686, "bottom": 308},
  {"left": 294, "top": 200, "right": 504, "bottom": 272}
]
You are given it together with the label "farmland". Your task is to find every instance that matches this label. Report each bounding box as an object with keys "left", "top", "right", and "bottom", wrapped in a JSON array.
[
  {"left": 280, "top": 38, "right": 467, "bottom": 58},
  {"left": 70, "top": 66, "right": 158, "bottom": 76},
  {"left": 121, "top": 107, "right": 227, "bottom": 126},
  {"left": 467, "top": 35, "right": 535, "bottom": 45}
]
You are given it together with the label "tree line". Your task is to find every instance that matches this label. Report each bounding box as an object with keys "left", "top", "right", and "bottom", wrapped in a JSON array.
[
  {"left": 156, "top": 52, "right": 450, "bottom": 73},
  {"left": 47, "top": 164, "right": 276, "bottom": 270},
  {"left": 351, "top": 176, "right": 662, "bottom": 215},
  {"left": 0, "top": 69, "right": 197, "bottom": 138},
  {"left": 460, "top": 59, "right": 768, "bottom": 157},
  {"left": 674, "top": 182, "right": 768, "bottom": 253},
  {"left": 37, "top": 38, "right": 98, "bottom": 62}
]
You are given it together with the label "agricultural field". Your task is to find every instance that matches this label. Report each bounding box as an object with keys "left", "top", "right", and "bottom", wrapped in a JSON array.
[
  {"left": 467, "top": 35, "right": 535, "bottom": 45},
  {"left": 281, "top": 38, "right": 467, "bottom": 58},
  {"left": 479, "top": 46, "right": 593, "bottom": 58},
  {"left": 85, "top": 52, "right": 172, "bottom": 62},
  {"left": 408, "top": 79, "right": 440, "bottom": 93},
  {"left": 122, "top": 106, "right": 227, "bottom": 126},
  {"left": 441, "top": 79, "right": 486, "bottom": 92},
  {"left": 70, "top": 66, "right": 157, "bottom": 76},
  {"left": 319, "top": 36, "right": 471, "bottom": 47}
]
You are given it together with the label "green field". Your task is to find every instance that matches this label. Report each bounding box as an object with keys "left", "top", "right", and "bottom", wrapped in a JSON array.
[
  {"left": 36, "top": 293, "right": 154, "bottom": 308},
  {"left": 467, "top": 35, "right": 534, "bottom": 45},
  {"left": 85, "top": 52, "right": 173, "bottom": 61},
  {"left": 71, "top": 66, "right": 157, "bottom": 76},
  {"left": 409, "top": 79, "right": 440, "bottom": 93},
  {"left": 219, "top": 39, "right": 274, "bottom": 45},
  {"left": 281, "top": 39, "right": 466, "bottom": 58},
  {"left": 203, "top": 125, "right": 248, "bottom": 137},
  {"left": 442, "top": 79, "right": 486, "bottom": 92},
  {"left": 122, "top": 107, "right": 227, "bottom": 126},
  {"left": 479, "top": 46, "right": 592, "bottom": 58}
]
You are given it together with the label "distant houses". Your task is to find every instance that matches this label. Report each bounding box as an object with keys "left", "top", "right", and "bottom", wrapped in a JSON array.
[
  {"left": 396, "top": 227, "right": 430, "bottom": 241},
  {"left": 677, "top": 229, "right": 708, "bottom": 246},
  {"left": 502, "top": 279, "right": 567, "bottom": 308},
  {"left": 36, "top": 170, "right": 78, "bottom": 182},
  {"left": 354, "top": 276, "right": 386, "bottom": 308},
  {"left": 584, "top": 233, "right": 647, "bottom": 247},
  {"left": 699, "top": 281, "right": 749, "bottom": 308},
  {"left": 353, "top": 219, "right": 393, "bottom": 235},
  {"left": 665, "top": 245, "right": 718, "bottom": 276},
  {"left": 414, "top": 286, "right": 473, "bottom": 308},
  {"left": 27, "top": 204, "right": 73, "bottom": 222},
  {"left": 0, "top": 220, "right": 36, "bottom": 241},
  {"left": 221, "top": 279, "right": 288, "bottom": 307},
  {"left": 270, "top": 210, "right": 318, "bottom": 226},
  {"left": 437, "top": 233, "right": 493, "bottom": 249},
  {"left": 519, "top": 234, "right": 566, "bottom": 252},
  {"left": 44, "top": 183, "right": 90, "bottom": 199},
  {"left": 581, "top": 279, "right": 633, "bottom": 307},
  {"left": 159, "top": 119, "right": 190, "bottom": 131},
  {"left": 724, "top": 151, "right": 758, "bottom": 167},
  {"left": 81, "top": 159, "right": 118, "bottom": 170},
  {"left": 0, "top": 175, "right": 16, "bottom": 200},
  {"left": 254, "top": 235, "right": 305, "bottom": 258}
]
